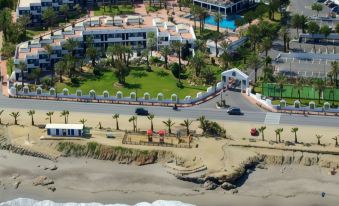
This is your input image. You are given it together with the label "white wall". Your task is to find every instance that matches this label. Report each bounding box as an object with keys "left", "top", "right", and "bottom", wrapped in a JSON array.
[{"left": 48, "top": 128, "right": 82, "bottom": 137}]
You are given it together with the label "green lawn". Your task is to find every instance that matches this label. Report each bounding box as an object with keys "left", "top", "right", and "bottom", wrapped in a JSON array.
[
  {"left": 56, "top": 66, "right": 207, "bottom": 99},
  {"left": 93, "top": 5, "right": 135, "bottom": 16},
  {"left": 26, "top": 28, "right": 49, "bottom": 40}
]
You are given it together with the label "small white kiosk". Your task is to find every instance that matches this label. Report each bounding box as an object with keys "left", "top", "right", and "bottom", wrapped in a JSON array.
[{"left": 46, "top": 124, "right": 84, "bottom": 137}]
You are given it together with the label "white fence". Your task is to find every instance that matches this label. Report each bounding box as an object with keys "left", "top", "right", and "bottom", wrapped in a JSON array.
[{"left": 9, "top": 82, "right": 225, "bottom": 105}]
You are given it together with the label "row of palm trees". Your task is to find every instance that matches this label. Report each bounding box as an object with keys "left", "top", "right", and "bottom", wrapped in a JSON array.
[{"left": 258, "top": 126, "right": 338, "bottom": 146}]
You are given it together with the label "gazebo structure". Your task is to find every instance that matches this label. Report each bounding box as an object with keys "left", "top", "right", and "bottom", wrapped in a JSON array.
[{"left": 221, "top": 68, "right": 249, "bottom": 92}]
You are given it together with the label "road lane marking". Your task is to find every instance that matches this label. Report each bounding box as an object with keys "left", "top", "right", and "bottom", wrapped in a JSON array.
[{"left": 264, "top": 112, "right": 281, "bottom": 125}]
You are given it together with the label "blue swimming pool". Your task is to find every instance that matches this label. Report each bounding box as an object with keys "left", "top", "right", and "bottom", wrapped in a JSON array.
[{"left": 204, "top": 15, "right": 242, "bottom": 30}]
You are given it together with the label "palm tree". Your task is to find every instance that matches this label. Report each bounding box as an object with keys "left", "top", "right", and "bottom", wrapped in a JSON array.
[
  {"left": 163, "top": 118, "right": 175, "bottom": 134},
  {"left": 279, "top": 26, "right": 289, "bottom": 53},
  {"left": 60, "top": 110, "right": 70, "bottom": 124},
  {"left": 141, "top": 49, "right": 151, "bottom": 71},
  {"left": 247, "top": 53, "right": 261, "bottom": 83},
  {"left": 294, "top": 77, "right": 304, "bottom": 101},
  {"left": 190, "top": 50, "right": 205, "bottom": 77},
  {"left": 333, "top": 135, "right": 338, "bottom": 147},
  {"left": 307, "top": 21, "right": 320, "bottom": 53},
  {"left": 291, "top": 14, "right": 301, "bottom": 36},
  {"left": 291, "top": 127, "right": 299, "bottom": 143},
  {"left": 214, "top": 12, "right": 223, "bottom": 33},
  {"left": 10, "top": 112, "right": 20, "bottom": 125},
  {"left": 316, "top": 134, "right": 322, "bottom": 145},
  {"left": 147, "top": 114, "right": 155, "bottom": 131},
  {"left": 212, "top": 33, "right": 223, "bottom": 57},
  {"left": 311, "top": 3, "right": 323, "bottom": 17},
  {"left": 261, "top": 37, "right": 272, "bottom": 57},
  {"left": 276, "top": 74, "right": 286, "bottom": 99},
  {"left": 18, "top": 61, "right": 27, "bottom": 90},
  {"left": 313, "top": 79, "right": 325, "bottom": 104},
  {"left": 275, "top": 128, "right": 283, "bottom": 143},
  {"left": 112, "top": 114, "right": 120, "bottom": 130},
  {"left": 330, "top": 61, "right": 338, "bottom": 88},
  {"left": 60, "top": 4, "right": 69, "bottom": 22},
  {"left": 160, "top": 46, "right": 171, "bottom": 70},
  {"left": 27, "top": 110, "right": 35, "bottom": 126},
  {"left": 43, "top": 44, "right": 54, "bottom": 83},
  {"left": 54, "top": 60, "right": 66, "bottom": 83},
  {"left": 129, "top": 116, "right": 137, "bottom": 132},
  {"left": 197, "top": 116, "right": 208, "bottom": 134},
  {"left": 258, "top": 126, "right": 266, "bottom": 141},
  {"left": 79, "top": 118, "right": 87, "bottom": 127},
  {"left": 171, "top": 41, "right": 183, "bottom": 83},
  {"left": 46, "top": 112, "right": 54, "bottom": 124},
  {"left": 180, "top": 119, "right": 193, "bottom": 136},
  {"left": 0, "top": 109, "right": 4, "bottom": 124}
]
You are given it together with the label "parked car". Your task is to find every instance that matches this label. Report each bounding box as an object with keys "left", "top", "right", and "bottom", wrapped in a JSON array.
[
  {"left": 227, "top": 107, "right": 243, "bottom": 115},
  {"left": 331, "top": 6, "right": 339, "bottom": 12},
  {"left": 135, "top": 108, "right": 149, "bottom": 116},
  {"left": 328, "top": 2, "right": 337, "bottom": 8}
]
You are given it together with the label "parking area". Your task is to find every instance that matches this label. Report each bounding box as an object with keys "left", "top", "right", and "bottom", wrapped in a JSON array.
[
  {"left": 289, "top": 0, "right": 334, "bottom": 17},
  {"left": 275, "top": 60, "right": 331, "bottom": 78}
]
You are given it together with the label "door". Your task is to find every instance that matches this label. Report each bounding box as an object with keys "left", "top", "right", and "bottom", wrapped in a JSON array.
[
  {"left": 62, "top": 129, "right": 67, "bottom": 136},
  {"left": 56, "top": 129, "right": 59, "bottom": 136}
]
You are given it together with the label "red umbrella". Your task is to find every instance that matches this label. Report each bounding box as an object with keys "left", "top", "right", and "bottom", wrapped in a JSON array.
[
  {"left": 158, "top": 130, "right": 166, "bottom": 136},
  {"left": 147, "top": 129, "right": 153, "bottom": 136}
]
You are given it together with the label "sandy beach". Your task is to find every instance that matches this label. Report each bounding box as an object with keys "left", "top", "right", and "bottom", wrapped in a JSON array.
[
  {"left": 0, "top": 108, "right": 339, "bottom": 206},
  {"left": 1, "top": 150, "right": 339, "bottom": 206}
]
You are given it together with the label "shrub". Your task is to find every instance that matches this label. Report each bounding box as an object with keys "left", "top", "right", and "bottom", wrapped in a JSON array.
[
  {"left": 93, "top": 67, "right": 101, "bottom": 76},
  {"left": 41, "top": 76, "right": 52, "bottom": 88},
  {"left": 176, "top": 81, "right": 184, "bottom": 88},
  {"left": 71, "top": 77, "right": 80, "bottom": 85},
  {"left": 170, "top": 63, "right": 180, "bottom": 78},
  {"left": 149, "top": 56, "right": 161, "bottom": 64}
]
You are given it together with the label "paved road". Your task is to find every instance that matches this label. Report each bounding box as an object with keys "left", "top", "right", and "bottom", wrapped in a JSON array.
[{"left": 0, "top": 91, "right": 339, "bottom": 127}]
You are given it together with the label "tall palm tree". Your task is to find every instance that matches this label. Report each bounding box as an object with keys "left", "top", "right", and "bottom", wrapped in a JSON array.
[
  {"left": 180, "top": 119, "right": 193, "bottom": 136},
  {"left": 163, "top": 118, "right": 175, "bottom": 134},
  {"left": 171, "top": 41, "right": 183, "bottom": 83},
  {"left": 147, "top": 114, "right": 155, "bottom": 131},
  {"left": 10, "top": 112, "right": 20, "bottom": 125},
  {"left": 258, "top": 126, "right": 266, "bottom": 141},
  {"left": 160, "top": 46, "right": 171, "bottom": 70},
  {"left": 276, "top": 74, "right": 286, "bottom": 99},
  {"left": 291, "top": 127, "right": 299, "bottom": 143},
  {"left": 299, "top": 15, "right": 308, "bottom": 33},
  {"left": 316, "top": 134, "right": 322, "bottom": 145},
  {"left": 27, "top": 110, "right": 35, "bottom": 126},
  {"left": 129, "top": 116, "right": 137, "bottom": 132},
  {"left": 330, "top": 61, "right": 338, "bottom": 88},
  {"left": 0, "top": 109, "right": 4, "bottom": 124},
  {"left": 279, "top": 26, "right": 289, "bottom": 53},
  {"left": 18, "top": 61, "right": 27, "bottom": 90},
  {"left": 46, "top": 112, "right": 54, "bottom": 124},
  {"left": 275, "top": 128, "right": 283, "bottom": 143},
  {"left": 261, "top": 37, "right": 272, "bottom": 57},
  {"left": 112, "top": 114, "right": 120, "bottom": 130},
  {"left": 79, "top": 118, "right": 87, "bottom": 127},
  {"left": 313, "top": 79, "right": 325, "bottom": 104},
  {"left": 60, "top": 110, "right": 70, "bottom": 124},
  {"left": 294, "top": 77, "right": 304, "bottom": 101},
  {"left": 247, "top": 53, "right": 261, "bottom": 83},
  {"left": 214, "top": 12, "right": 223, "bottom": 33},
  {"left": 54, "top": 60, "right": 66, "bottom": 83},
  {"left": 190, "top": 50, "right": 204, "bottom": 77},
  {"left": 212, "top": 33, "right": 223, "bottom": 57}
]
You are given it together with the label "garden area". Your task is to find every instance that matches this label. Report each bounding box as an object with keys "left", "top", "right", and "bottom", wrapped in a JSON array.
[
  {"left": 55, "top": 65, "right": 207, "bottom": 99},
  {"left": 93, "top": 5, "right": 135, "bottom": 16}
]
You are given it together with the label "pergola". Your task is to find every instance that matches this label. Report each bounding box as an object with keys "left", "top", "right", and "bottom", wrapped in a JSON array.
[{"left": 221, "top": 68, "right": 249, "bottom": 92}]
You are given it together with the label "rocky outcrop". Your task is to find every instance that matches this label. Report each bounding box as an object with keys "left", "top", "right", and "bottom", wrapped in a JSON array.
[{"left": 57, "top": 142, "right": 173, "bottom": 166}]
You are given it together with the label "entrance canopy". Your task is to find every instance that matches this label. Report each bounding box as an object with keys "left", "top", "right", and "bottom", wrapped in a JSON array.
[{"left": 221, "top": 68, "right": 249, "bottom": 92}]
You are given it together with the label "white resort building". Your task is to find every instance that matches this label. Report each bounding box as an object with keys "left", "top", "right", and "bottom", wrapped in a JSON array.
[
  {"left": 13, "top": 15, "right": 197, "bottom": 80},
  {"left": 16, "top": 0, "right": 81, "bottom": 25},
  {"left": 193, "top": 0, "right": 256, "bottom": 15}
]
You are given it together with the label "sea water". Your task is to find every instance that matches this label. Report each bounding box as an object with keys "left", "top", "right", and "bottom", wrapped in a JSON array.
[{"left": 0, "top": 198, "right": 195, "bottom": 206}]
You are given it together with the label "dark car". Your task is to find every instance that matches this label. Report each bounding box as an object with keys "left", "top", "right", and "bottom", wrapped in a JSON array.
[
  {"left": 135, "top": 108, "right": 149, "bottom": 116},
  {"left": 227, "top": 107, "right": 243, "bottom": 115}
]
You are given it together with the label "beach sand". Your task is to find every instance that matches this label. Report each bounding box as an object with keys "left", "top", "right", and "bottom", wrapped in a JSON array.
[{"left": 1, "top": 150, "right": 339, "bottom": 206}]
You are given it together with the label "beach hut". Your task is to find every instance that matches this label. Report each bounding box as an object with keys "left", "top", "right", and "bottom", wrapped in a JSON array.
[{"left": 46, "top": 124, "right": 84, "bottom": 137}]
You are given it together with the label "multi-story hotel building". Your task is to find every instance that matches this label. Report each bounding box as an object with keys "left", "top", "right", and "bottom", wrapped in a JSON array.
[
  {"left": 13, "top": 15, "right": 196, "bottom": 80},
  {"left": 16, "top": 0, "right": 82, "bottom": 25},
  {"left": 193, "top": 0, "right": 256, "bottom": 15}
]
